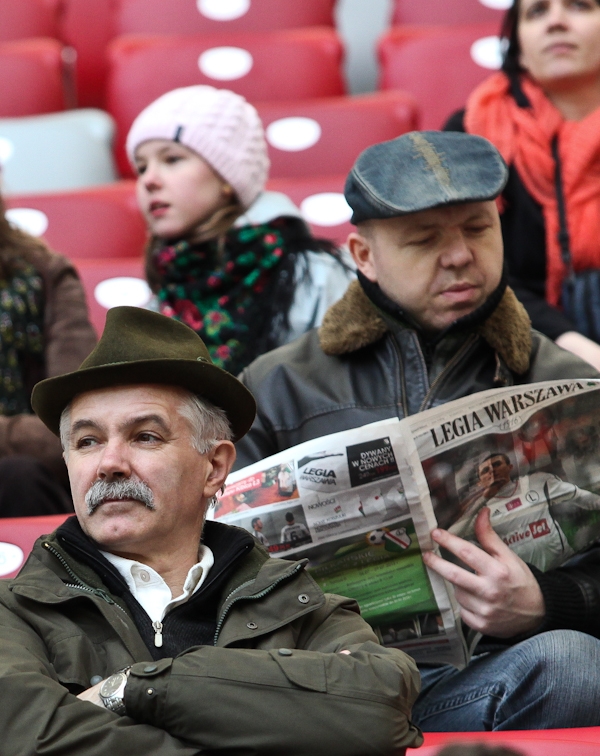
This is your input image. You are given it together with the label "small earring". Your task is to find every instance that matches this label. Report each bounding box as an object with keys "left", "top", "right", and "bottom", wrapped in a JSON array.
[
  {"left": 209, "top": 485, "right": 226, "bottom": 509},
  {"left": 222, "top": 183, "right": 233, "bottom": 197}
]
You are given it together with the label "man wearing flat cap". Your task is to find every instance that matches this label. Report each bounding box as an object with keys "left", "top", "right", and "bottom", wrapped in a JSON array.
[
  {"left": 236, "top": 131, "right": 600, "bottom": 731},
  {"left": 0, "top": 306, "right": 421, "bottom": 755}
]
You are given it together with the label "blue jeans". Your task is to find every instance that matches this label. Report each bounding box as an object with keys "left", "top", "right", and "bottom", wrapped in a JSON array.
[{"left": 413, "top": 630, "right": 600, "bottom": 731}]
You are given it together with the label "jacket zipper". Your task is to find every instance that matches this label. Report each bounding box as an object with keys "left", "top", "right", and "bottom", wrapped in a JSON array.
[
  {"left": 213, "top": 563, "right": 305, "bottom": 645},
  {"left": 417, "top": 334, "right": 478, "bottom": 412},
  {"left": 43, "top": 541, "right": 126, "bottom": 613},
  {"left": 390, "top": 335, "right": 409, "bottom": 418},
  {"left": 152, "top": 620, "right": 163, "bottom": 647}
]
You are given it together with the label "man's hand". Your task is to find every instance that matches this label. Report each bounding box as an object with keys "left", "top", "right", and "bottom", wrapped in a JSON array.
[
  {"left": 77, "top": 679, "right": 105, "bottom": 707},
  {"left": 422, "top": 508, "right": 545, "bottom": 638}
]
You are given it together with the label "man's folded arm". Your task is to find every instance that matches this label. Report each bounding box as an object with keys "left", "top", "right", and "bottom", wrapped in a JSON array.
[
  {"left": 126, "top": 644, "right": 421, "bottom": 756},
  {"left": 0, "top": 608, "right": 201, "bottom": 756},
  {"left": 125, "top": 597, "right": 423, "bottom": 756}
]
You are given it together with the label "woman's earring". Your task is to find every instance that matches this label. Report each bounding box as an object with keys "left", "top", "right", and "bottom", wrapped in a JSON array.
[{"left": 222, "top": 183, "right": 233, "bottom": 197}]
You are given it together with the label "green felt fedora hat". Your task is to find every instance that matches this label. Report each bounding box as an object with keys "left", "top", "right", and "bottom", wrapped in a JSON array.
[{"left": 31, "top": 306, "right": 256, "bottom": 441}]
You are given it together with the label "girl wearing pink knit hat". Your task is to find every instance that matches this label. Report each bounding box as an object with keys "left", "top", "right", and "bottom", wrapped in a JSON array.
[{"left": 127, "top": 85, "right": 353, "bottom": 375}]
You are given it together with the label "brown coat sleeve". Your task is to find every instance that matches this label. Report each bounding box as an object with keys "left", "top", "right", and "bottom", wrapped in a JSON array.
[{"left": 0, "top": 247, "right": 96, "bottom": 479}]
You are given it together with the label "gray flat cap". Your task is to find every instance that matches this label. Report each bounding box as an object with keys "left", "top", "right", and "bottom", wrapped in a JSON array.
[{"left": 345, "top": 131, "right": 509, "bottom": 224}]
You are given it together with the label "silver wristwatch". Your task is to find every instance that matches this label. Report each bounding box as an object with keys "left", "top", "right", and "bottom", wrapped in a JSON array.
[{"left": 99, "top": 667, "right": 131, "bottom": 716}]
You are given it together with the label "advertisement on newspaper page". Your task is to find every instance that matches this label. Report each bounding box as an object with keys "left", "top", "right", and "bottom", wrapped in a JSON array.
[
  {"left": 214, "top": 379, "right": 600, "bottom": 668},
  {"left": 213, "top": 420, "right": 469, "bottom": 667}
]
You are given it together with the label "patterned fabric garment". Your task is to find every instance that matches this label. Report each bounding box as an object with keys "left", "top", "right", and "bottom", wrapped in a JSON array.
[
  {"left": 154, "top": 220, "right": 300, "bottom": 375},
  {"left": 0, "top": 261, "right": 44, "bottom": 415}
]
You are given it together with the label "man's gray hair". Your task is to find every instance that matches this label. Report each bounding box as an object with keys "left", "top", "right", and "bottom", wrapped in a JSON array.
[
  {"left": 178, "top": 392, "right": 233, "bottom": 453},
  {"left": 60, "top": 388, "right": 233, "bottom": 458}
]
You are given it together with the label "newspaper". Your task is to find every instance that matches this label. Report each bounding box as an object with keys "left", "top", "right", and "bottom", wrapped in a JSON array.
[{"left": 212, "top": 379, "right": 600, "bottom": 668}]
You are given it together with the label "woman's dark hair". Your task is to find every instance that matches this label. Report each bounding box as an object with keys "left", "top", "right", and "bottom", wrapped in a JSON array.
[
  {"left": 0, "top": 192, "right": 46, "bottom": 279},
  {"left": 501, "top": 0, "right": 600, "bottom": 75},
  {"left": 500, "top": 0, "right": 522, "bottom": 76}
]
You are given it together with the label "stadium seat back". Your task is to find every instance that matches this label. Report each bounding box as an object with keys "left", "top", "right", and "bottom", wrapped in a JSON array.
[
  {"left": 420, "top": 728, "right": 600, "bottom": 755},
  {"left": 392, "top": 0, "right": 507, "bottom": 26},
  {"left": 257, "top": 91, "right": 418, "bottom": 180},
  {"left": 74, "top": 257, "right": 150, "bottom": 335},
  {"left": 266, "top": 175, "right": 352, "bottom": 245},
  {"left": 0, "top": 514, "right": 70, "bottom": 579},
  {"left": 0, "top": 38, "right": 66, "bottom": 117},
  {"left": 4, "top": 182, "right": 146, "bottom": 261},
  {"left": 0, "top": 109, "right": 117, "bottom": 194},
  {"left": 379, "top": 24, "right": 502, "bottom": 130},
  {"left": 115, "top": 0, "right": 336, "bottom": 35},
  {"left": 107, "top": 28, "right": 345, "bottom": 175},
  {"left": 58, "top": 0, "right": 115, "bottom": 108},
  {"left": 0, "top": 0, "right": 60, "bottom": 42}
]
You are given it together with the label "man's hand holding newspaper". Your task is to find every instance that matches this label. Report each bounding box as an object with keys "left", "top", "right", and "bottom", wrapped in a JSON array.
[{"left": 423, "top": 508, "right": 545, "bottom": 638}]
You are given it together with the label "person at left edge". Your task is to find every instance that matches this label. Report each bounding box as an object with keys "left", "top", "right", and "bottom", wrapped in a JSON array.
[
  {"left": 0, "top": 188, "right": 96, "bottom": 516},
  {"left": 0, "top": 305, "right": 421, "bottom": 756}
]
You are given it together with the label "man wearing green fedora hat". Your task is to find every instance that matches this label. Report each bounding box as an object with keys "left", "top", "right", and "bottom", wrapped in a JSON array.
[{"left": 0, "top": 306, "right": 421, "bottom": 756}]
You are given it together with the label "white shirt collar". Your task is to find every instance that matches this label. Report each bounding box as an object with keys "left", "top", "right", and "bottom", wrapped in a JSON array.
[{"left": 101, "top": 545, "right": 215, "bottom": 625}]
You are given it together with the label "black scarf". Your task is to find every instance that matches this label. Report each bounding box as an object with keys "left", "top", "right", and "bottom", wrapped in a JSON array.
[{"left": 56, "top": 517, "right": 254, "bottom": 659}]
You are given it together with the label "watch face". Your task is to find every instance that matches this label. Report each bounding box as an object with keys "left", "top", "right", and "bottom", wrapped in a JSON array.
[{"left": 101, "top": 673, "right": 125, "bottom": 698}]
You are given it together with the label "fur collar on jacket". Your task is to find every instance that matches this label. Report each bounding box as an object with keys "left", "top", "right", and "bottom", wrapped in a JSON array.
[{"left": 319, "top": 280, "right": 532, "bottom": 375}]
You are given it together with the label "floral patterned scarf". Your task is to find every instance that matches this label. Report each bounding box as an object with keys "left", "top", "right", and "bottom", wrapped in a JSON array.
[
  {"left": 153, "top": 219, "right": 306, "bottom": 375},
  {"left": 0, "top": 261, "right": 44, "bottom": 415}
]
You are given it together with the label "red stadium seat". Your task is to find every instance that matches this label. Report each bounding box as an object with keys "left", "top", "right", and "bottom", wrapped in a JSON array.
[
  {"left": 0, "top": 38, "right": 67, "bottom": 116},
  {"left": 4, "top": 182, "right": 146, "bottom": 261},
  {"left": 74, "top": 257, "right": 150, "bottom": 335},
  {"left": 392, "top": 0, "right": 508, "bottom": 26},
  {"left": 257, "top": 91, "right": 418, "bottom": 180},
  {"left": 379, "top": 23, "right": 502, "bottom": 130},
  {"left": 114, "top": 0, "right": 336, "bottom": 35},
  {"left": 266, "top": 175, "right": 352, "bottom": 245},
  {"left": 0, "top": 0, "right": 60, "bottom": 42},
  {"left": 59, "top": 0, "right": 115, "bottom": 107},
  {"left": 59, "top": 0, "right": 337, "bottom": 108},
  {"left": 415, "top": 728, "right": 600, "bottom": 755},
  {"left": 107, "top": 28, "right": 345, "bottom": 175},
  {"left": 0, "top": 514, "right": 70, "bottom": 579}
]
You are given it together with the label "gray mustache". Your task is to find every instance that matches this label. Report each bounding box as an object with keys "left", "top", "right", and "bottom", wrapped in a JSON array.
[{"left": 85, "top": 479, "right": 155, "bottom": 515}]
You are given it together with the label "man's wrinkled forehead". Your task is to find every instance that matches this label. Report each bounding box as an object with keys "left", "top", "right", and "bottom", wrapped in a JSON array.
[{"left": 69, "top": 384, "right": 186, "bottom": 429}]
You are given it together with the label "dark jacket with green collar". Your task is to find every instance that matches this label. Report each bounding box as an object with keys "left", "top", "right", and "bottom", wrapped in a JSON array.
[
  {"left": 0, "top": 518, "right": 421, "bottom": 756},
  {"left": 236, "top": 278, "right": 600, "bottom": 642}
]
